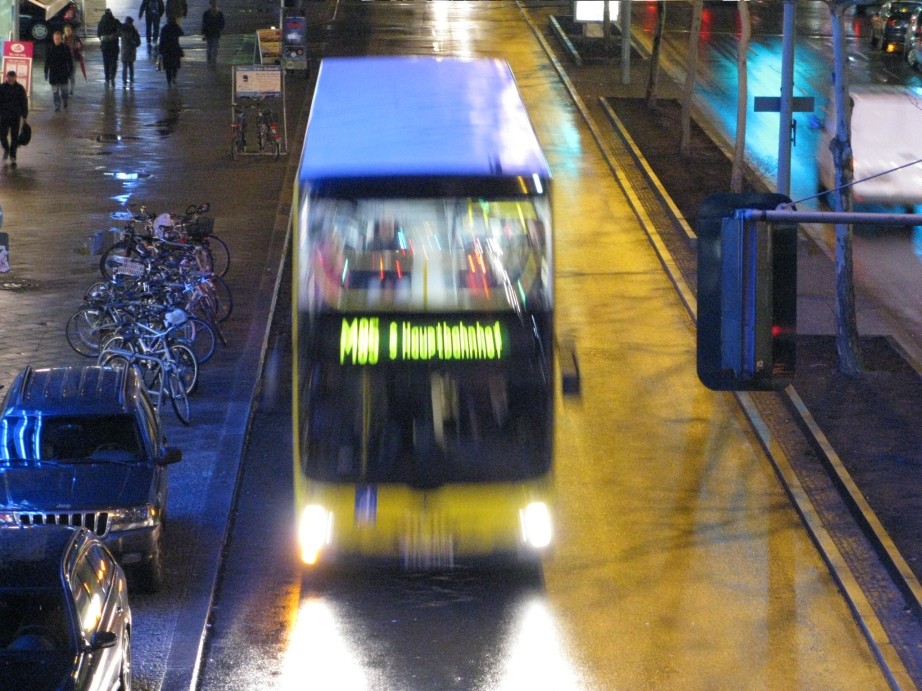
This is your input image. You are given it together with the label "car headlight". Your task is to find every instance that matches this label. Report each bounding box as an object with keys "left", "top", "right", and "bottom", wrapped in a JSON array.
[
  {"left": 108, "top": 505, "right": 157, "bottom": 532},
  {"left": 520, "top": 501, "right": 552, "bottom": 550},
  {"left": 298, "top": 504, "right": 333, "bottom": 565}
]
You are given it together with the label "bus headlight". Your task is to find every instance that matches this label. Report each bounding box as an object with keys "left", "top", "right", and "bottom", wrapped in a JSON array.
[
  {"left": 298, "top": 504, "right": 333, "bottom": 565},
  {"left": 519, "top": 501, "right": 552, "bottom": 550}
]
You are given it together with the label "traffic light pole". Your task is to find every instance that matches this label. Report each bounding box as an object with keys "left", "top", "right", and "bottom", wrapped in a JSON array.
[
  {"left": 778, "top": 0, "right": 796, "bottom": 197},
  {"left": 740, "top": 209, "right": 922, "bottom": 226}
]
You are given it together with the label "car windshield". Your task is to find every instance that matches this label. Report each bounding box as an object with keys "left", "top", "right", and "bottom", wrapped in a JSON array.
[
  {"left": 0, "top": 414, "right": 145, "bottom": 463},
  {"left": 0, "top": 589, "right": 74, "bottom": 652}
]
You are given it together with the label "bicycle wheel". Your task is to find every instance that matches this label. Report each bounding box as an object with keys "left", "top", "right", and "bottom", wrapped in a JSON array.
[
  {"left": 66, "top": 307, "right": 117, "bottom": 357},
  {"left": 169, "top": 343, "right": 199, "bottom": 395},
  {"left": 173, "top": 316, "right": 218, "bottom": 364},
  {"left": 257, "top": 122, "right": 267, "bottom": 153},
  {"left": 205, "top": 235, "right": 230, "bottom": 277},
  {"left": 167, "top": 368, "right": 191, "bottom": 426},
  {"left": 97, "top": 352, "right": 133, "bottom": 372},
  {"left": 100, "top": 242, "right": 145, "bottom": 280},
  {"left": 208, "top": 274, "right": 233, "bottom": 322}
]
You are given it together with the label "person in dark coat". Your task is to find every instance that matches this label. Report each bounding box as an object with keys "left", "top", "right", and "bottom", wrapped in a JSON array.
[
  {"left": 201, "top": 0, "right": 225, "bottom": 66},
  {"left": 0, "top": 70, "right": 28, "bottom": 167},
  {"left": 44, "top": 31, "right": 74, "bottom": 112},
  {"left": 139, "top": 0, "right": 164, "bottom": 45},
  {"left": 158, "top": 16, "right": 184, "bottom": 86},
  {"left": 120, "top": 17, "right": 142, "bottom": 87},
  {"left": 165, "top": 0, "right": 188, "bottom": 26},
  {"left": 97, "top": 9, "right": 122, "bottom": 86}
]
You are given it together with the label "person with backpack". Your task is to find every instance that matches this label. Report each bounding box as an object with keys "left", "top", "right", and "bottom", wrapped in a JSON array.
[
  {"left": 120, "top": 17, "right": 142, "bottom": 87},
  {"left": 139, "top": 0, "right": 165, "bottom": 45}
]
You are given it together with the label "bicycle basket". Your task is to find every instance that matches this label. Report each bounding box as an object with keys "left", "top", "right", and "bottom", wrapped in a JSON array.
[
  {"left": 111, "top": 257, "right": 146, "bottom": 277},
  {"left": 188, "top": 217, "right": 215, "bottom": 239}
]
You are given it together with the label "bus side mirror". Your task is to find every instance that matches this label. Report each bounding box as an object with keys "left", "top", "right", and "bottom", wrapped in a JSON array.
[{"left": 697, "top": 193, "right": 797, "bottom": 391}]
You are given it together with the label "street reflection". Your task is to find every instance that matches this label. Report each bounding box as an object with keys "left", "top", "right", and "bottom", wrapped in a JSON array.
[
  {"left": 279, "top": 572, "right": 588, "bottom": 691},
  {"left": 281, "top": 597, "right": 368, "bottom": 691},
  {"left": 496, "top": 597, "right": 586, "bottom": 691},
  {"left": 430, "top": 2, "right": 476, "bottom": 58}
]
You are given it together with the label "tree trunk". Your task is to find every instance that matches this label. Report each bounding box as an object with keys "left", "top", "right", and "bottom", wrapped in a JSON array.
[
  {"left": 731, "top": 1, "right": 750, "bottom": 192},
  {"left": 680, "top": 0, "right": 703, "bottom": 156},
  {"left": 829, "top": 2, "right": 863, "bottom": 375},
  {"left": 645, "top": 2, "right": 666, "bottom": 108}
]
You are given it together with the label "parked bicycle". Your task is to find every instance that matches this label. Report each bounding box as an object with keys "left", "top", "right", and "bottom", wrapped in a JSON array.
[
  {"left": 231, "top": 98, "right": 282, "bottom": 160},
  {"left": 97, "top": 312, "right": 197, "bottom": 425},
  {"left": 231, "top": 103, "right": 247, "bottom": 161},
  {"left": 256, "top": 107, "right": 281, "bottom": 160}
]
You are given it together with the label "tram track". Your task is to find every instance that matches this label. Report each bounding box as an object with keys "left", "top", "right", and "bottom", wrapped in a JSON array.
[{"left": 520, "top": 2, "right": 922, "bottom": 687}]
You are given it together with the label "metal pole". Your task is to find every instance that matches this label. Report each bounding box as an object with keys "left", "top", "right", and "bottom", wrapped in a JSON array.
[
  {"left": 777, "top": 0, "right": 796, "bottom": 196},
  {"left": 742, "top": 209, "right": 922, "bottom": 226},
  {"left": 620, "top": 0, "right": 631, "bottom": 85}
]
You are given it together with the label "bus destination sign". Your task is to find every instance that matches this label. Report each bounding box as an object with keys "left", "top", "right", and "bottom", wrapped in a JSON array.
[{"left": 340, "top": 317, "right": 508, "bottom": 365}]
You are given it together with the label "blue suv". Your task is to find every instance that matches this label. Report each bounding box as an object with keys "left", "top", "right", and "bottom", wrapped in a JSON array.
[{"left": 0, "top": 366, "right": 182, "bottom": 593}]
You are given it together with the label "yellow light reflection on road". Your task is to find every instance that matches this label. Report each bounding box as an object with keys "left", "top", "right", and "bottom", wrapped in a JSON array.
[
  {"left": 430, "top": 2, "right": 475, "bottom": 57},
  {"left": 280, "top": 597, "right": 368, "bottom": 691},
  {"left": 497, "top": 597, "right": 588, "bottom": 691}
]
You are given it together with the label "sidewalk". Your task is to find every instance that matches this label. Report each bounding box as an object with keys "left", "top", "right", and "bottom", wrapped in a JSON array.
[{"left": 0, "top": 17, "right": 311, "bottom": 684}]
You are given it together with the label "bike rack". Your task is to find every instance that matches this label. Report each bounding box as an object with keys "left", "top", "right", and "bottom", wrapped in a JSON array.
[{"left": 230, "top": 65, "right": 288, "bottom": 159}]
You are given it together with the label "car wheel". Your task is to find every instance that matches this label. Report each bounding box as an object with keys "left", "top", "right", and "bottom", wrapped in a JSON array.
[
  {"left": 31, "top": 22, "right": 48, "bottom": 41},
  {"left": 119, "top": 631, "right": 132, "bottom": 691},
  {"left": 137, "top": 535, "right": 164, "bottom": 594}
]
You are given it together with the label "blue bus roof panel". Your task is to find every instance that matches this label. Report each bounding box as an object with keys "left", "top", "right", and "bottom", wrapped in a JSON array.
[{"left": 299, "top": 56, "right": 552, "bottom": 186}]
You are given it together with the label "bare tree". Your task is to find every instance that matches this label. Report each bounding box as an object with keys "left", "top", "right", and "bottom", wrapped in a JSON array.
[
  {"left": 731, "top": 1, "right": 751, "bottom": 192},
  {"left": 827, "top": 0, "right": 863, "bottom": 374},
  {"left": 645, "top": 1, "right": 667, "bottom": 108},
  {"left": 680, "top": 0, "right": 704, "bottom": 156}
]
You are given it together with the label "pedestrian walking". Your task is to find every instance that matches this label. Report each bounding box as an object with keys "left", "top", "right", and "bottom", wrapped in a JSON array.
[
  {"left": 165, "top": 0, "right": 188, "bottom": 26},
  {"left": 158, "top": 15, "right": 184, "bottom": 87},
  {"left": 201, "top": 0, "right": 225, "bottom": 66},
  {"left": 62, "top": 24, "right": 85, "bottom": 95},
  {"left": 120, "top": 17, "right": 142, "bottom": 87},
  {"left": 0, "top": 70, "right": 28, "bottom": 169},
  {"left": 139, "top": 0, "right": 164, "bottom": 45},
  {"left": 44, "top": 31, "right": 74, "bottom": 112},
  {"left": 97, "top": 8, "right": 122, "bottom": 87}
]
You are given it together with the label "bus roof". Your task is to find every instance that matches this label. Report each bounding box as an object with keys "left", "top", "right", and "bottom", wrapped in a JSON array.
[{"left": 299, "top": 56, "right": 552, "bottom": 189}]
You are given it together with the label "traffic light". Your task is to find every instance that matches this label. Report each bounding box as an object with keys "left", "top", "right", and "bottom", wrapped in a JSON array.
[{"left": 697, "top": 193, "right": 797, "bottom": 391}]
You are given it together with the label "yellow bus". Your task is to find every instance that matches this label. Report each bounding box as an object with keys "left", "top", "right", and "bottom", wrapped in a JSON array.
[{"left": 292, "top": 56, "right": 555, "bottom": 570}]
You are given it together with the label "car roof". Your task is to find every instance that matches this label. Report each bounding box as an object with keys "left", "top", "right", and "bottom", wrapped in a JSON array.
[
  {"left": 0, "top": 526, "right": 78, "bottom": 589},
  {"left": 2, "top": 366, "right": 140, "bottom": 418}
]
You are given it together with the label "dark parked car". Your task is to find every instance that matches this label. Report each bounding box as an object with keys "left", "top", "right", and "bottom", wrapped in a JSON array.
[
  {"left": 0, "top": 525, "right": 132, "bottom": 690},
  {"left": 18, "top": 1, "right": 81, "bottom": 42},
  {"left": 0, "top": 365, "right": 182, "bottom": 593},
  {"left": 871, "top": 1, "right": 922, "bottom": 51}
]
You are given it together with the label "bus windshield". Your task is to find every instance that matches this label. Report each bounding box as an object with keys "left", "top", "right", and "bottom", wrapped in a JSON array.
[
  {"left": 299, "top": 195, "right": 552, "bottom": 314},
  {"left": 299, "top": 313, "right": 552, "bottom": 487}
]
